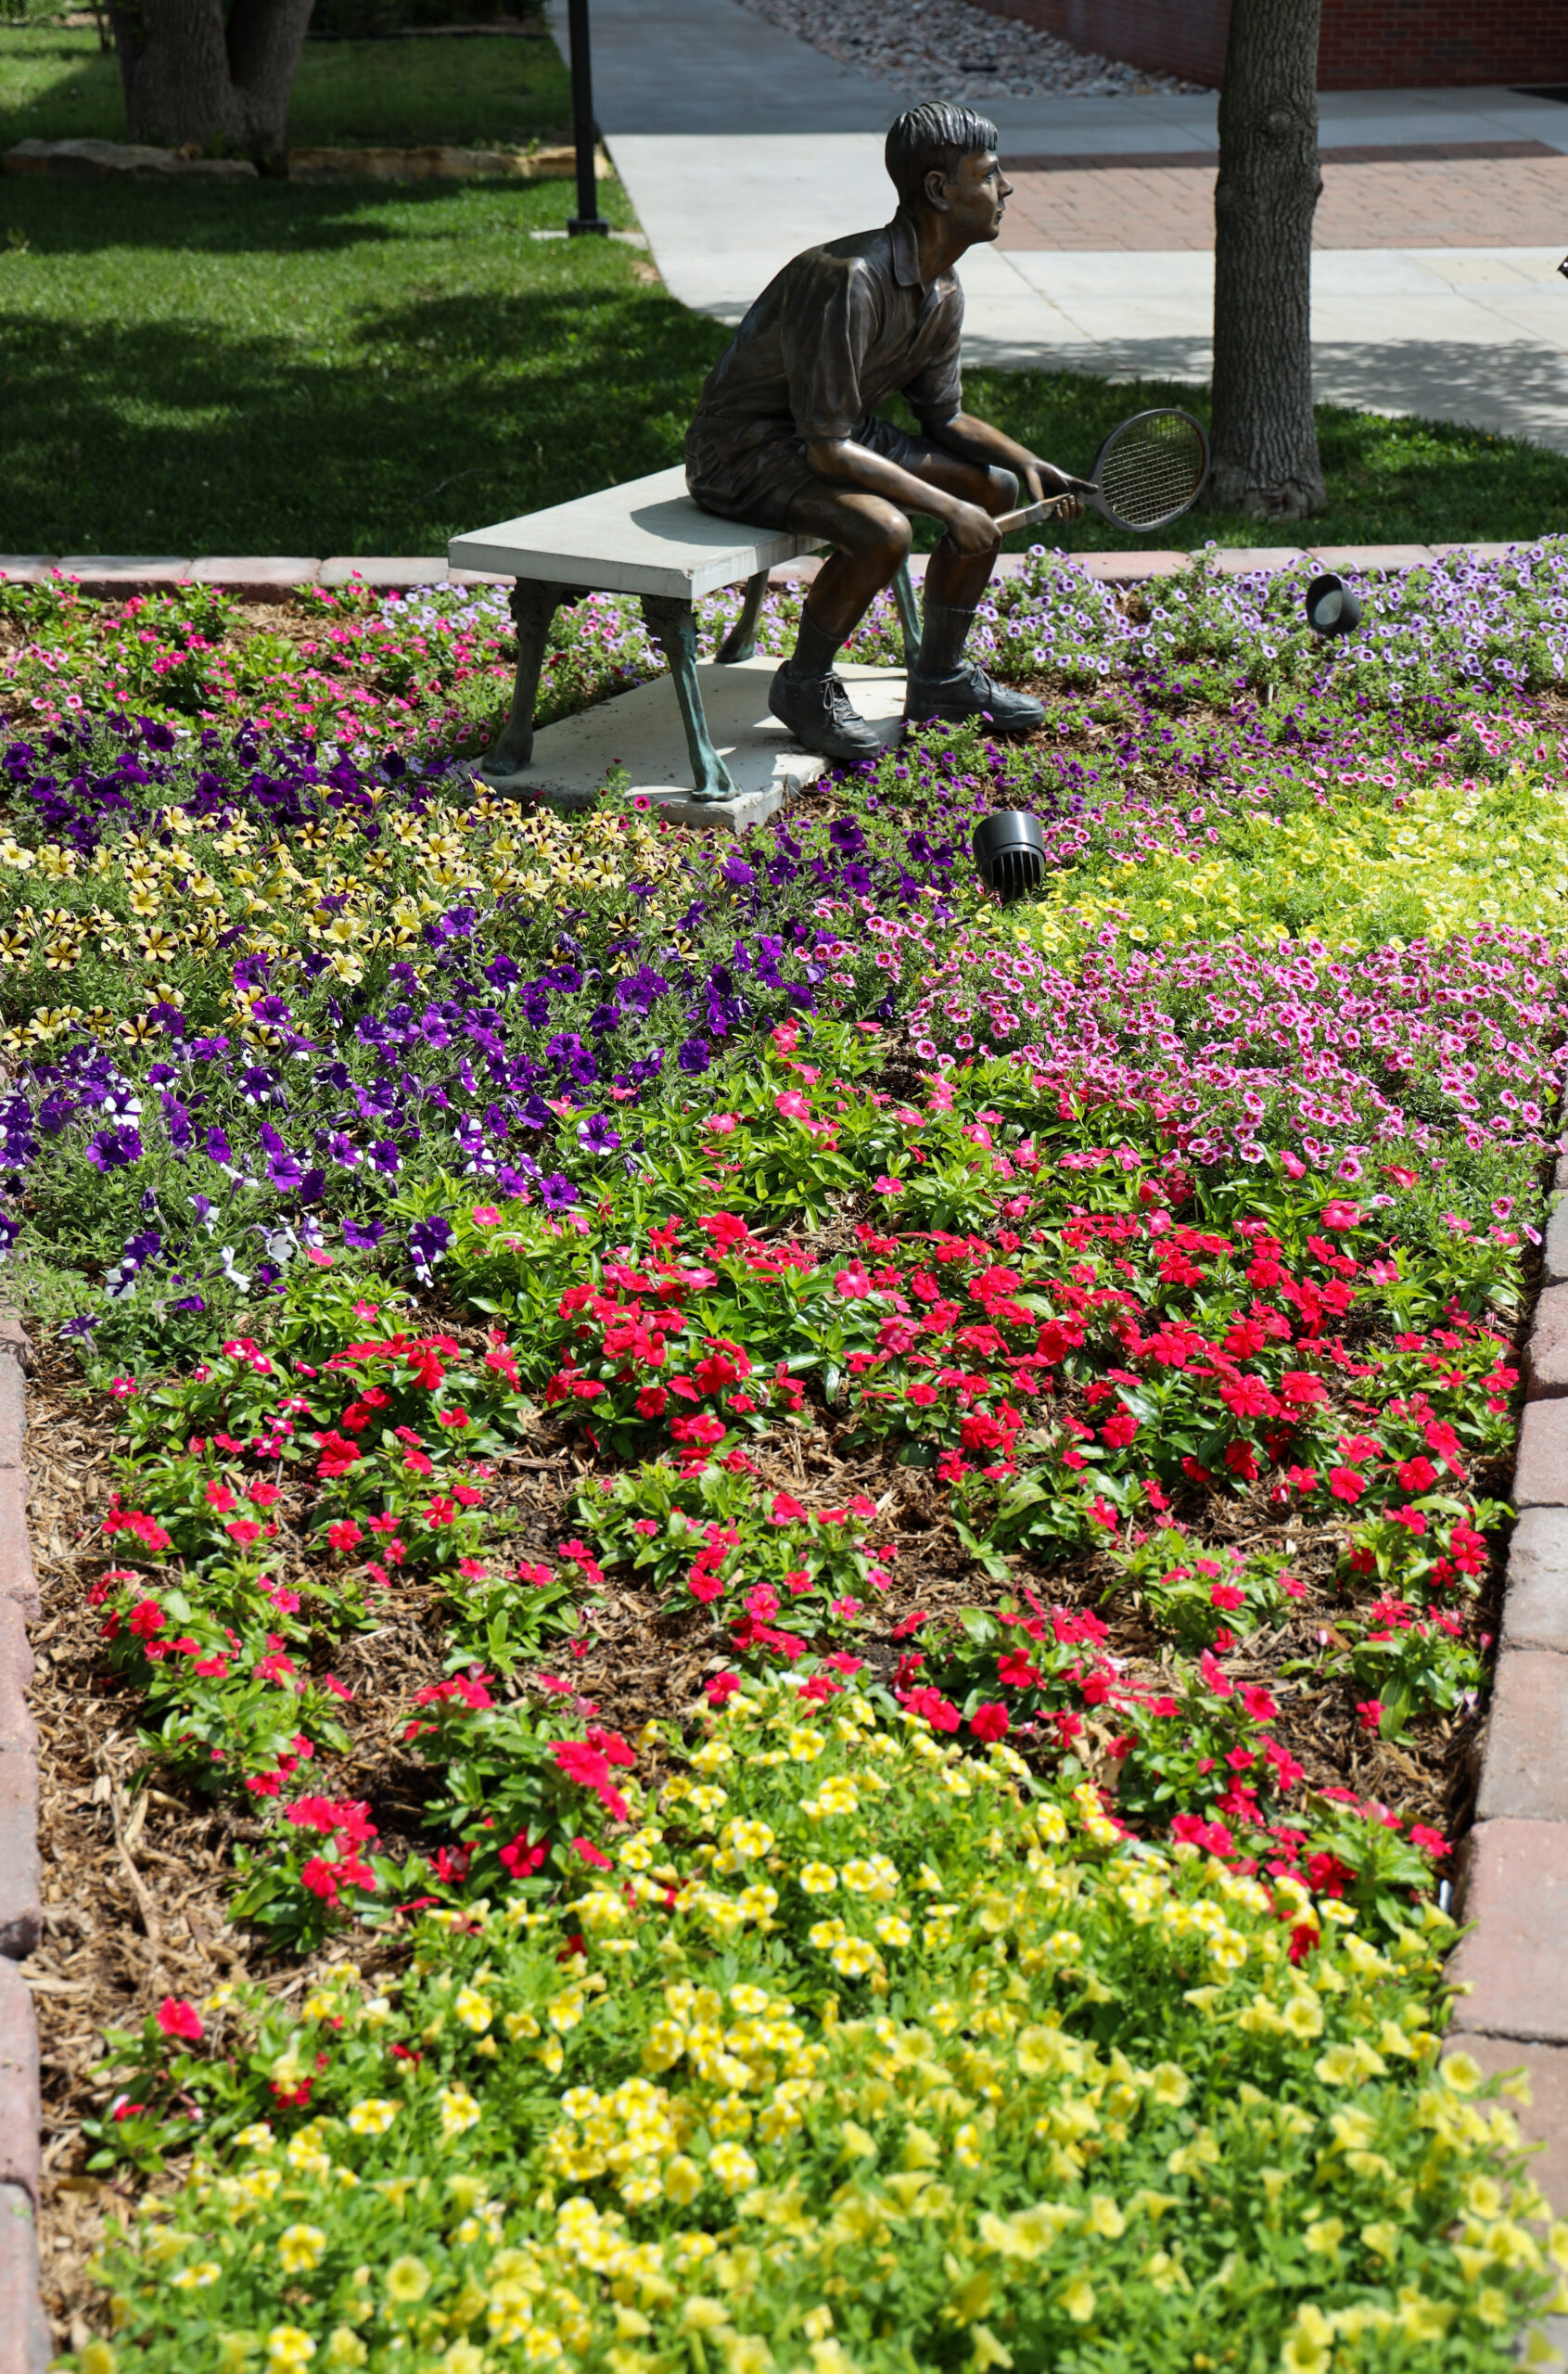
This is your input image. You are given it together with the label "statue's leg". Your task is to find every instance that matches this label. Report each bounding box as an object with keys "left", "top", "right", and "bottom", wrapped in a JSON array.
[
  {"left": 476, "top": 578, "right": 573, "bottom": 785},
  {"left": 890, "top": 557, "right": 922, "bottom": 672},
  {"left": 641, "top": 594, "right": 739, "bottom": 804},
  {"left": 716, "top": 568, "right": 770, "bottom": 665}
]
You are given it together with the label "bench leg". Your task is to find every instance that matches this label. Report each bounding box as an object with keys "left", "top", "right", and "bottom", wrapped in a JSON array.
[
  {"left": 641, "top": 594, "right": 740, "bottom": 804},
  {"left": 716, "top": 568, "right": 770, "bottom": 664},
  {"left": 891, "top": 557, "right": 922, "bottom": 672},
  {"left": 476, "top": 579, "right": 574, "bottom": 787}
]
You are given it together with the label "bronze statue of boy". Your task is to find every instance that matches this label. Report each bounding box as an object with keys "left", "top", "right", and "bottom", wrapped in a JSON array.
[{"left": 686, "top": 99, "right": 1087, "bottom": 763}]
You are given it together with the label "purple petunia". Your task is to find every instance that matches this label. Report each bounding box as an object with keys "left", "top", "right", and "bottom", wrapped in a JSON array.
[{"left": 86, "top": 1126, "right": 144, "bottom": 1170}]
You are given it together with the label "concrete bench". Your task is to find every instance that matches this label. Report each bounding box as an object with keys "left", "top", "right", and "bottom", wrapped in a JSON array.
[{"left": 448, "top": 464, "right": 920, "bottom": 803}]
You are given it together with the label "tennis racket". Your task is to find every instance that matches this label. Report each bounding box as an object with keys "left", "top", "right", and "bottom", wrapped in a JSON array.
[{"left": 995, "top": 406, "right": 1210, "bottom": 536}]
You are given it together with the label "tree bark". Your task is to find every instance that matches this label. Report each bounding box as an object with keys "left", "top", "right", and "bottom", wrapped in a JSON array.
[
  {"left": 1209, "top": 0, "right": 1326, "bottom": 519},
  {"left": 107, "top": 0, "right": 315, "bottom": 170}
]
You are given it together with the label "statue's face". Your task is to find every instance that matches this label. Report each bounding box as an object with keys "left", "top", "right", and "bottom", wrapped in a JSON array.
[{"left": 930, "top": 148, "right": 1012, "bottom": 244}]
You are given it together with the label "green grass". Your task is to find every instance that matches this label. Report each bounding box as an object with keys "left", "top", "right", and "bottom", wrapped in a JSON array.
[
  {"left": 0, "top": 21, "right": 572, "bottom": 151},
  {"left": 967, "top": 368, "right": 1568, "bottom": 552},
  {"left": 2, "top": 107, "right": 1568, "bottom": 555},
  {"left": 0, "top": 175, "right": 711, "bottom": 555}
]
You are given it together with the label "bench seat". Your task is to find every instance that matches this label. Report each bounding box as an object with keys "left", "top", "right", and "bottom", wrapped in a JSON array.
[
  {"left": 448, "top": 465, "right": 919, "bottom": 804},
  {"left": 447, "top": 463, "right": 819, "bottom": 601}
]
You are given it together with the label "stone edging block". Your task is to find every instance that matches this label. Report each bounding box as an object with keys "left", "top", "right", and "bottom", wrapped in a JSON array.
[
  {"left": 1501, "top": 1509, "right": 1568, "bottom": 1654},
  {"left": 1473, "top": 1649, "right": 1568, "bottom": 1824},
  {"left": 0, "top": 2183, "right": 48, "bottom": 2374},
  {"left": 1507, "top": 1395, "right": 1568, "bottom": 1510},
  {"left": 1448, "top": 1817, "right": 1568, "bottom": 2043}
]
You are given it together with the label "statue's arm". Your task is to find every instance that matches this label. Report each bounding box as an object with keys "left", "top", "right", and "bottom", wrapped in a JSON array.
[
  {"left": 915, "top": 407, "right": 1089, "bottom": 507},
  {"left": 800, "top": 434, "right": 1001, "bottom": 556}
]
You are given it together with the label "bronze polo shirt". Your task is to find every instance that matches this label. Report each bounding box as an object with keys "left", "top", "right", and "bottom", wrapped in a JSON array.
[{"left": 685, "top": 210, "right": 965, "bottom": 528}]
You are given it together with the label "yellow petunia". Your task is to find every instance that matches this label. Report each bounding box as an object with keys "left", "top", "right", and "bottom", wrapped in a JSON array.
[
  {"left": 346, "top": 2099, "right": 399, "bottom": 2137},
  {"left": 267, "top": 2332, "right": 316, "bottom": 2372},
  {"left": 276, "top": 2227, "right": 326, "bottom": 2274}
]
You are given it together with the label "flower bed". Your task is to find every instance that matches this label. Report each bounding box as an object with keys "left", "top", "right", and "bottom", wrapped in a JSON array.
[{"left": 7, "top": 546, "right": 1568, "bottom": 2371}]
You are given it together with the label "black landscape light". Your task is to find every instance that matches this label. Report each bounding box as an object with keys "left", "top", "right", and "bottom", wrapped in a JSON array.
[
  {"left": 973, "top": 810, "right": 1046, "bottom": 903},
  {"left": 1305, "top": 572, "right": 1362, "bottom": 638},
  {"left": 567, "top": 0, "right": 608, "bottom": 237}
]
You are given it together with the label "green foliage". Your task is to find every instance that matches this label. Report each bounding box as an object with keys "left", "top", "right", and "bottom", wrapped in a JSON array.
[
  {"left": 79, "top": 1682, "right": 1562, "bottom": 2374},
  {"left": 1014, "top": 752, "right": 1568, "bottom": 960}
]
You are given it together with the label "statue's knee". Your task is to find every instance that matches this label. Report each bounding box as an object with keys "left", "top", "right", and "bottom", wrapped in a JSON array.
[
  {"left": 881, "top": 511, "right": 914, "bottom": 567},
  {"left": 987, "top": 466, "right": 1018, "bottom": 515}
]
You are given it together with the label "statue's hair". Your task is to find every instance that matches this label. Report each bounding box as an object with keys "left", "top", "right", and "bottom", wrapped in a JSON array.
[{"left": 884, "top": 101, "right": 1001, "bottom": 207}]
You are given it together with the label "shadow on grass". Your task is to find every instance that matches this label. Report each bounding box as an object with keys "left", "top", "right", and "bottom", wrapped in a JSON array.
[
  {"left": 0, "top": 274, "right": 730, "bottom": 554},
  {"left": 4, "top": 172, "right": 1568, "bottom": 557},
  {"left": 0, "top": 172, "right": 613, "bottom": 258}
]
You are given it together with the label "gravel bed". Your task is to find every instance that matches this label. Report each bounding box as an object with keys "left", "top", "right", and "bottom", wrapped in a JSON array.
[{"left": 730, "top": 0, "right": 1207, "bottom": 100}]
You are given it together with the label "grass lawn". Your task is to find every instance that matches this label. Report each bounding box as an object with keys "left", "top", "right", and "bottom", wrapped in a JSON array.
[
  {"left": 1, "top": 20, "right": 1567, "bottom": 555},
  {"left": 0, "top": 19, "right": 571, "bottom": 151},
  {"left": 0, "top": 174, "right": 704, "bottom": 556}
]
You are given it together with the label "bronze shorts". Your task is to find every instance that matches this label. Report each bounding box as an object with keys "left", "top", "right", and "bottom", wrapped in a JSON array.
[{"left": 684, "top": 410, "right": 933, "bottom": 530}]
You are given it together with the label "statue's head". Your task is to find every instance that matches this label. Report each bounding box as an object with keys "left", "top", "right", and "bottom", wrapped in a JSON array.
[{"left": 882, "top": 102, "right": 1001, "bottom": 218}]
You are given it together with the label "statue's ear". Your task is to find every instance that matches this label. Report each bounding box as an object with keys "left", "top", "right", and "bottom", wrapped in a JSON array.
[{"left": 923, "top": 164, "right": 950, "bottom": 212}]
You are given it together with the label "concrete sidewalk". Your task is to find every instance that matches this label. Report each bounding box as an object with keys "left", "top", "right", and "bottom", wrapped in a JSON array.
[
  {"left": 606, "top": 126, "right": 1568, "bottom": 444},
  {"left": 563, "top": 0, "right": 1568, "bottom": 150},
  {"left": 561, "top": 0, "right": 1568, "bottom": 450}
]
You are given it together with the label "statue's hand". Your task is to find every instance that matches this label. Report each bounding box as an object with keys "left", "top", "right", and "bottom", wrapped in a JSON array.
[
  {"left": 1024, "top": 462, "right": 1092, "bottom": 521},
  {"left": 943, "top": 498, "right": 1003, "bottom": 556}
]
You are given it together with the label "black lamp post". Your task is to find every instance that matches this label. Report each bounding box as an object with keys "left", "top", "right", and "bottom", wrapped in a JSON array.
[{"left": 567, "top": 0, "right": 608, "bottom": 237}]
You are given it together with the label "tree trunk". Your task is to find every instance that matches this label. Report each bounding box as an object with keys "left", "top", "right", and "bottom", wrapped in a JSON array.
[
  {"left": 107, "top": 0, "right": 315, "bottom": 171},
  {"left": 1209, "top": 0, "right": 1326, "bottom": 519}
]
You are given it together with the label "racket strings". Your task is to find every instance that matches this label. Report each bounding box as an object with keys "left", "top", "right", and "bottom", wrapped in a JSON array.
[{"left": 1097, "top": 414, "right": 1207, "bottom": 531}]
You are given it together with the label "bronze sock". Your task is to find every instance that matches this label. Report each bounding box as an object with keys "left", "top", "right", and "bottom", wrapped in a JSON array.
[
  {"left": 786, "top": 613, "right": 842, "bottom": 682},
  {"left": 915, "top": 599, "right": 977, "bottom": 681}
]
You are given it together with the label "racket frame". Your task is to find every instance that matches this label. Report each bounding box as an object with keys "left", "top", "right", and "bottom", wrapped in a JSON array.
[{"left": 992, "top": 405, "right": 1210, "bottom": 537}]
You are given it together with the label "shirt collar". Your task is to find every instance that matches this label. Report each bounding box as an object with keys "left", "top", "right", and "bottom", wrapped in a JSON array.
[{"left": 889, "top": 210, "right": 925, "bottom": 290}]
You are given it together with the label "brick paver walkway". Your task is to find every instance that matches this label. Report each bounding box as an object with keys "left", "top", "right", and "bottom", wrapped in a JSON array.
[{"left": 997, "top": 138, "right": 1568, "bottom": 249}]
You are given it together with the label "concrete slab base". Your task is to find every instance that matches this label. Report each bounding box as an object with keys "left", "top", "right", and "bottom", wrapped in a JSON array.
[{"left": 476, "top": 657, "right": 908, "bottom": 832}]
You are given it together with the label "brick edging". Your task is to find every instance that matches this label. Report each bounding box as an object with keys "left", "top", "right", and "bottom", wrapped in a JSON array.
[
  {"left": 0, "top": 1320, "right": 44, "bottom": 2374},
  {"left": 1445, "top": 1138, "right": 1568, "bottom": 2344},
  {"left": 0, "top": 543, "right": 1536, "bottom": 600}
]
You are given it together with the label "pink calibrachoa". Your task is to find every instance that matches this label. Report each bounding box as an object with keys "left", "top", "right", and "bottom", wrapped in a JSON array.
[{"left": 907, "top": 927, "right": 1567, "bottom": 1177}]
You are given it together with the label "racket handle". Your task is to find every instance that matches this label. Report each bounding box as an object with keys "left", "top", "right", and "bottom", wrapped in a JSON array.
[{"left": 993, "top": 494, "right": 1075, "bottom": 535}]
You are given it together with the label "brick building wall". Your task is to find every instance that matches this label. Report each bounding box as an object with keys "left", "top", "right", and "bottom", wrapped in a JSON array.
[{"left": 969, "top": 0, "right": 1568, "bottom": 88}]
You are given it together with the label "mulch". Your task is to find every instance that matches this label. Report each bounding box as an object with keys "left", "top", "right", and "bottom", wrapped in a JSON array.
[{"left": 16, "top": 1164, "right": 1523, "bottom": 2340}]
